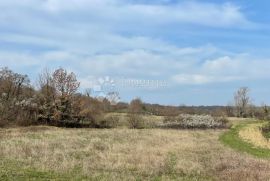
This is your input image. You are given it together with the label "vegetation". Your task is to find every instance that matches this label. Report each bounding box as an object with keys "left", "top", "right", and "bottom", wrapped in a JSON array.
[
  {"left": 220, "top": 120, "right": 270, "bottom": 158},
  {"left": 0, "top": 67, "right": 120, "bottom": 128},
  {"left": 262, "top": 123, "right": 270, "bottom": 139},
  {"left": 1, "top": 126, "right": 270, "bottom": 180},
  {"left": 162, "top": 114, "right": 229, "bottom": 129},
  {"left": 239, "top": 122, "right": 270, "bottom": 149},
  {"left": 234, "top": 87, "right": 251, "bottom": 118},
  {"left": 1, "top": 66, "right": 270, "bottom": 129},
  {"left": 1, "top": 66, "right": 270, "bottom": 180}
]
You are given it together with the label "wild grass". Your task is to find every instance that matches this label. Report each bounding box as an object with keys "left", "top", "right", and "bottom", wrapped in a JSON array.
[
  {"left": 239, "top": 122, "right": 270, "bottom": 149},
  {"left": 264, "top": 131, "right": 270, "bottom": 139},
  {"left": 262, "top": 123, "right": 270, "bottom": 139},
  {"left": 105, "top": 113, "right": 164, "bottom": 128},
  {"left": 220, "top": 121, "right": 270, "bottom": 158},
  {"left": 0, "top": 124, "right": 270, "bottom": 180}
]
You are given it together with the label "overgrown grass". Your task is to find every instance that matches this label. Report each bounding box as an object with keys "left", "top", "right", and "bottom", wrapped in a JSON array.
[
  {"left": 0, "top": 127, "right": 215, "bottom": 180},
  {"left": 264, "top": 132, "right": 270, "bottom": 139},
  {"left": 1, "top": 125, "right": 270, "bottom": 180},
  {"left": 0, "top": 159, "right": 89, "bottom": 180},
  {"left": 262, "top": 123, "right": 270, "bottom": 139},
  {"left": 219, "top": 121, "right": 270, "bottom": 158},
  {"left": 0, "top": 158, "right": 211, "bottom": 181}
]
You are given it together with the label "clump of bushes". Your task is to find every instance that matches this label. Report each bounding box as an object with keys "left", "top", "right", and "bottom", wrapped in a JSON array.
[
  {"left": 95, "top": 115, "right": 120, "bottom": 128},
  {"left": 127, "top": 114, "right": 161, "bottom": 129},
  {"left": 162, "top": 114, "right": 229, "bottom": 129},
  {"left": 0, "top": 117, "right": 8, "bottom": 128},
  {"left": 261, "top": 123, "right": 270, "bottom": 139},
  {"left": 128, "top": 114, "right": 146, "bottom": 129}
]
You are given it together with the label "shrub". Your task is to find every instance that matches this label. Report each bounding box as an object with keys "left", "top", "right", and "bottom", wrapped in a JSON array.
[
  {"left": 0, "top": 118, "right": 8, "bottom": 128},
  {"left": 95, "top": 115, "right": 120, "bottom": 128},
  {"left": 129, "top": 98, "right": 144, "bottom": 114},
  {"left": 163, "top": 116, "right": 176, "bottom": 123},
  {"left": 161, "top": 114, "right": 229, "bottom": 129},
  {"left": 128, "top": 114, "right": 146, "bottom": 129},
  {"left": 261, "top": 123, "right": 270, "bottom": 139}
]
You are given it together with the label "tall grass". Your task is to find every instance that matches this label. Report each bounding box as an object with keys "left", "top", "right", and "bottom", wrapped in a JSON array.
[{"left": 1, "top": 126, "right": 270, "bottom": 180}]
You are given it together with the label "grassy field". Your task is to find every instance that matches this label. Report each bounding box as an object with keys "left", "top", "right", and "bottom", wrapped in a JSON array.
[
  {"left": 239, "top": 122, "right": 270, "bottom": 149},
  {"left": 220, "top": 121, "right": 270, "bottom": 158},
  {"left": 1, "top": 123, "right": 270, "bottom": 180}
]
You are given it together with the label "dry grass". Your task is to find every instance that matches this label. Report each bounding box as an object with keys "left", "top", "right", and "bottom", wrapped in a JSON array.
[
  {"left": 239, "top": 123, "right": 270, "bottom": 149},
  {"left": 227, "top": 117, "right": 256, "bottom": 125},
  {"left": 106, "top": 112, "right": 164, "bottom": 128},
  {"left": 0, "top": 126, "right": 270, "bottom": 180}
]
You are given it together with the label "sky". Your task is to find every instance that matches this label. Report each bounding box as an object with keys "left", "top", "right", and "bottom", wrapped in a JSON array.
[{"left": 0, "top": 0, "right": 270, "bottom": 106}]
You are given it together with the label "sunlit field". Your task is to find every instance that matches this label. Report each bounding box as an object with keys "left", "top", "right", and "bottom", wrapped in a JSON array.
[
  {"left": 1, "top": 121, "right": 270, "bottom": 181},
  {"left": 2, "top": 0, "right": 270, "bottom": 180},
  {"left": 239, "top": 122, "right": 270, "bottom": 149}
]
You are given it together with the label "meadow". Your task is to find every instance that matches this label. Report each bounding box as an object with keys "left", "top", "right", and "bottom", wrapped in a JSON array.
[{"left": 0, "top": 117, "right": 270, "bottom": 181}]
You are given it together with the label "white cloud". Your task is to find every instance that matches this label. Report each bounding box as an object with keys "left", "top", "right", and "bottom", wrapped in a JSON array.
[
  {"left": 42, "top": 1, "right": 251, "bottom": 28},
  {"left": 0, "top": 0, "right": 265, "bottom": 88},
  {"left": 1, "top": 44, "right": 270, "bottom": 88},
  {"left": 172, "top": 74, "right": 244, "bottom": 85},
  {"left": 171, "top": 54, "right": 270, "bottom": 85},
  {"left": 0, "top": 0, "right": 252, "bottom": 29},
  {"left": 0, "top": 0, "right": 254, "bottom": 66}
]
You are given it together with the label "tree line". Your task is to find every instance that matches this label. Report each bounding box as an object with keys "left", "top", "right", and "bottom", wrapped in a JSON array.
[
  {"left": 0, "top": 67, "right": 269, "bottom": 128},
  {"left": 0, "top": 67, "right": 119, "bottom": 127}
]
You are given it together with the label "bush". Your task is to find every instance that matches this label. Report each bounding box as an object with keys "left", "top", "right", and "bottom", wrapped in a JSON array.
[
  {"left": 0, "top": 118, "right": 8, "bottom": 128},
  {"left": 163, "top": 116, "right": 176, "bottom": 123},
  {"left": 96, "top": 115, "right": 120, "bottom": 128},
  {"left": 161, "top": 114, "right": 229, "bottom": 129},
  {"left": 81, "top": 115, "right": 120, "bottom": 128},
  {"left": 128, "top": 114, "right": 146, "bottom": 129},
  {"left": 261, "top": 123, "right": 270, "bottom": 139}
]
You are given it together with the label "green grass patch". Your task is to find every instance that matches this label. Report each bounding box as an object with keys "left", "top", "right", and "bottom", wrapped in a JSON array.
[
  {"left": 264, "top": 132, "right": 270, "bottom": 139},
  {"left": 262, "top": 123, "right": 270, "bottom": 139},
  {"left": 219, "top": 122, "right": 270, "bottom": 158},
  {"left": 0, "top": 159, "right": 91, "bottom": 181},
  {"left": 0, "top": 158, "right": 212, "bottom": 181}
]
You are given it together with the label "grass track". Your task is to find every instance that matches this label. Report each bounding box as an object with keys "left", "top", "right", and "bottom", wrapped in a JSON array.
[{"left": 219, "top": 121, "right": 270, "bottom": 158}]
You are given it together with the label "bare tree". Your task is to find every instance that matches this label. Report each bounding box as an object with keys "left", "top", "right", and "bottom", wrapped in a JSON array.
[
  {"left": 234, "top": 87, "right": 251, "bottom": 117},
  {"left": 129, "top": 98, "right": 144, "bottom": 114},
  {"left": 37, "top": 68, "right": 56, "bottom": 124},
  {"left": 0, "top": 67, "right": 35, "bottom": 126},
  {"left": 106, "top": 91, "right": 120, "bottom": 106},
  {"left": 51, "top": 68, "right": 80, "bottom": 123},
  {"left": 225, "top": 102, "right": 235, "bottom": 117},
  {"left": 0, "top": 67, "right": 30, "bottom": 100},
  {"left": 84, "top": 88, "right": 92, "bottom": 97},
  {"left": 52, "top": 68, "right": 80, "bottom": 97}
]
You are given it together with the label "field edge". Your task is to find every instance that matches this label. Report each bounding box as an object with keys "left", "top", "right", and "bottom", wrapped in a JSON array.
[{"left": 219, "top": 121, "right": 270, "bottom": 158}]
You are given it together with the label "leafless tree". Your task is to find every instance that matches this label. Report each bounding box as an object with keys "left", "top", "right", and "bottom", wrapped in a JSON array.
[
  {"left": 106, "top": 91, "right": 120, "bottom": 105},
  {"left": 0, "top": 67, "right": 35, "bottom": 126},
  {"left": 129, "top": 98, "right": 144, "bottom": 114},
  {"left": 225, "top": 102, "right": 235, "bottom": 117},
  {"left": 51, "top": 68, "right": 80, "bottom": 123},
  {"left": 84, "top": 88, "right": 92, "bottom": 97},
  {"left": 37, "top": 68, "right": 57, "bottom": 124},
  {"left": 234, "top": 87, "right": 251, "bottom": 117},
  {"left": 52, "top": 68, "right": 80, "bottom": 97}
]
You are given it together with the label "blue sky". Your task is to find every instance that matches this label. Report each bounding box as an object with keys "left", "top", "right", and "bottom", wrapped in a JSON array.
[{"left": 0, "top": 0, "right": 270, "bottom": 105}]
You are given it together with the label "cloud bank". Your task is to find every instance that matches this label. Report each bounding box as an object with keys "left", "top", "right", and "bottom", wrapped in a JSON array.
[{"left": 0, "top": 0, "right": 268, "bottom": 105}]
